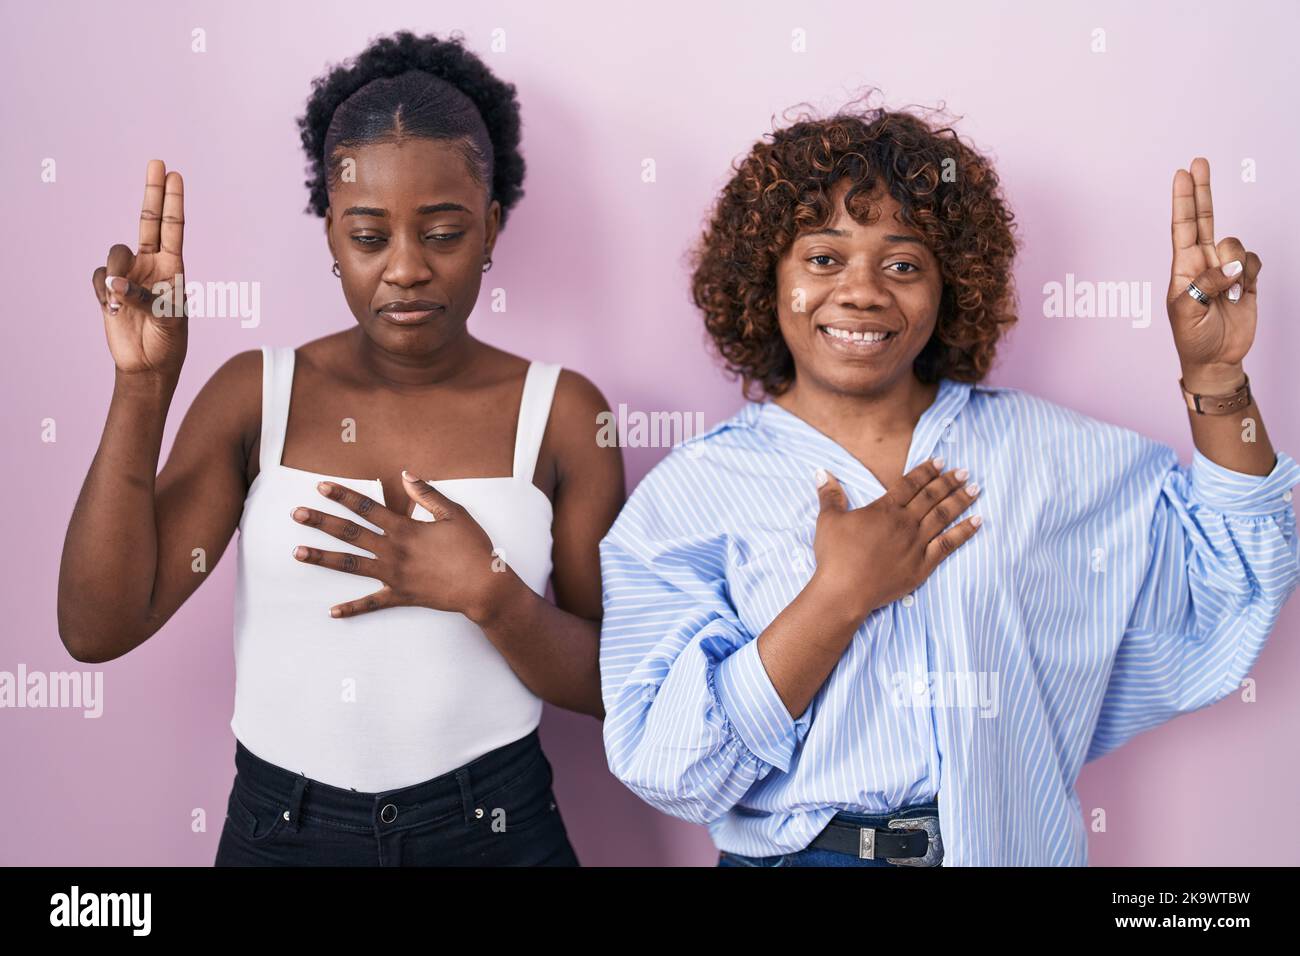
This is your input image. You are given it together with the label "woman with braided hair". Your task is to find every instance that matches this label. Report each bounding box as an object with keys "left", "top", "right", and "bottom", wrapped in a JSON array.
[{"left": 60, "top": 31, "right": 623, "bottom": 866}]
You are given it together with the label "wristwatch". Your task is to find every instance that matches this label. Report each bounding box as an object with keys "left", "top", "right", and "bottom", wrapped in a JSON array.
[{"left": 1179, "top": 374, "right": 1251, "bottom": 415}]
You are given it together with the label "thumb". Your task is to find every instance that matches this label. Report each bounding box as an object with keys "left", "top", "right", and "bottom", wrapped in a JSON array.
[
  {"left": 401, "top": 469, "right": 458, "bottom": 520},
  {"left": 815, "top": 467, "right": 847, "bottom": 514},
  {"left": 1181, "top": 258, "right": 1246, "bottom": 303}
]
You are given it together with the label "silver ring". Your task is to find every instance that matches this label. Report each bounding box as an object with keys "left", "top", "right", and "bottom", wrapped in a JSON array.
[{"left": 1186, "top": 281, "right": 1211, "bottom": 304}]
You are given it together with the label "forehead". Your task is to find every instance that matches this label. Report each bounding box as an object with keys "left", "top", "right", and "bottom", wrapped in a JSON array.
[
  {"left": 823, "top": 179, "right": 907, "bottom": 228},
  {"left": 331, "top": 138, "right": 484, "bottom": 206}
]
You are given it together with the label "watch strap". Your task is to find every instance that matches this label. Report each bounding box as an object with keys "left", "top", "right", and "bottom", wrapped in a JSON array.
[{"left": 1180, "top": 375, "right": 1251, "bottom": 415}]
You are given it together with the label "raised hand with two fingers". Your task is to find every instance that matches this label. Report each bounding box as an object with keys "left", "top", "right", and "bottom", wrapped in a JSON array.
[{"left": 91, "top": 159, "right": 188, "bottom": 382}]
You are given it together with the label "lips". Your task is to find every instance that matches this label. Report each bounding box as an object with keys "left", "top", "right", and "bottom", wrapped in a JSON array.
[
  {"left": 376, "top": 299, "right": 444, "bottom": 324},
  {"left": 816, "top": 322, "right": 898, "bottom": 354}
]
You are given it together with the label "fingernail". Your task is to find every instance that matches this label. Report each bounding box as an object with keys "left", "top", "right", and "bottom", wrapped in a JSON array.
[
  {"left": 316, "top": 482, "right": 330, "bottom": 494},
  {"left": 290, "top": 507, "right": 307, "bottom": 521},
  {"left": 1228, "top": 283, "right": 1242, "bottom": 302},
  {"left": 1221, "top": 260, "right": 1243, "bottom": 277},
  {"left": 107, "top": 302, "right": 120, "bottom": 315},
  {"left": 291, "top": 546, "right": 305, "bottom": 559},
  {"left": 815, "top": 467, "right": 829, "bottom": 487},
  {"left": 932, "top": 456, "right": 945, "bottom": 469},
  {"left": 106, "top": 275, "right": 125, "bottom": 293},
  {"left": 402, "top": 469, "right": 417, "bottom": 481},
  {"left": 954, "top": 467, "right": 969, "bottom": 481},
  {"left": 971, "top": 515, "right": 983, "bottom": 527},
  {"left": 966, "top": 482, "right": 980, "bottom": 496}
]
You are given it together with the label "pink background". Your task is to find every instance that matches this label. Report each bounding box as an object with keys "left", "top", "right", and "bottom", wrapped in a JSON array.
[{"left": 2, "top": 0, "right": 1297, "bottom": 865}]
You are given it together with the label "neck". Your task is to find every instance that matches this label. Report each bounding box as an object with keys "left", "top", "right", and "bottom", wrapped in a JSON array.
[
  {"left": 349, "top": 325, "right": 482, "bottom": 389},
  {"left": 774, "top": 370, "right": 941, "bottom": 441}
]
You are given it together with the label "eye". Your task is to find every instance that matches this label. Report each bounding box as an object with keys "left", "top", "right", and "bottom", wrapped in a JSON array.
[
  {"left": 808, "top": 254, "right": 836, "bottom": 267},
  {"left": 352, "top": 235, "right": 385, "bottom": 247},
  {"left": 889, "top": 262, "right": 919, "bottom": 274},
  {"left": 429, "top": 231, "right": 466, "bottom": 242}
]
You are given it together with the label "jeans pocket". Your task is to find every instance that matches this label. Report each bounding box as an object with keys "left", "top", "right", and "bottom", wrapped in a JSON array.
[
  {"left": 476, "top": 757, "right": 558, "bottom": 834},
  {"left": 227, "top": 782, "right": 289, "bottom": 843}
]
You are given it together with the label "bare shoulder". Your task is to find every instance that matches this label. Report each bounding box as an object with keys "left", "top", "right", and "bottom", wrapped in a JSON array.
[
  {"left": 186, "top": 348, "right": 265, "bottom": 481},
  {"left": 546, "top": 368, "right": 622, "bottom": 487},
  {"left": 551, "top": 367, "right": 611, "bottom": 424}
]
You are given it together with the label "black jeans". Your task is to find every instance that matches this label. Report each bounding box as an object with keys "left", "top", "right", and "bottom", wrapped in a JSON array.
[{"left": 214, "top": 729, "right": 579, "bottom": 866}]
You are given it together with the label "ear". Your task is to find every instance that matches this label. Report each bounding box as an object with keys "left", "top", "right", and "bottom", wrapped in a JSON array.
[
  {"left": 483, "top": 199, "right": 501, "bottom": 258},
  {"left": 324, "top": 206, "right": 335, "bottom": 261}
]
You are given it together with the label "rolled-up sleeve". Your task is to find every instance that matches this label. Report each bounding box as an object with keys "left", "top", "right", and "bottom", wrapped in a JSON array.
[
  {"left": 1086, "top": 448, "right": 1300, "bottom": 761},
  {"left": 599, "top": 504, "right": 812, "bottom": 825}
]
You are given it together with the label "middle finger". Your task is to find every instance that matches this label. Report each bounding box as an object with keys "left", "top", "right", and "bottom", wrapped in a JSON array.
[
  {"left": 291, "top": 544, "right": 381, "bottom": 579},
  {"left": 916, "top": 477, "right": 981, "bottom": 541},
  {"left": 904, "top": 466, "right": 970, "bottom": 522},
  {"left": 1190, "top": 157, "right": 1219, "bottom": 269},
  {"left": 291, "top": 506, "right": 385, "bottom": 553}
]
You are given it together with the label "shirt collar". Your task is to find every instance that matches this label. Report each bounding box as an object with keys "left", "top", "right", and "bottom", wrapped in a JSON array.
[{"left": 749, "top": 378, "right": 975, "bottom": 496}]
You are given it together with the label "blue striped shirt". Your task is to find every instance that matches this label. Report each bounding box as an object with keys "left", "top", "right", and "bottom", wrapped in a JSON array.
[{"left": 598, "top": 378, "right": 1300, "bottom": 865}]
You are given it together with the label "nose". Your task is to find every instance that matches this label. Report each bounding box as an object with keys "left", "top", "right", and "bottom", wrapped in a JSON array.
[
  {"left": 380, "top": 232, "right": 436, "bottom": 288},
  {"left": 832, "top": 261, "right": 892, "bottom": 311}
]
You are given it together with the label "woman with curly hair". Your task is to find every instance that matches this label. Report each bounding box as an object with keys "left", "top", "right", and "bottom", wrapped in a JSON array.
[
  {"left": 598, "top": 101, "right": 1299, "bottom": 866},
  {"left": 59, "top": 31, "right": 624, "bottom": 866}
]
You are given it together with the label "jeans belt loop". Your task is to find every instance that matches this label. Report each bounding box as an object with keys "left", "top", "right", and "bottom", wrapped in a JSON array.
[
  {"left": 286, "top": 774, "right": 309, "bottom": 832},
  {"left": 456, "top": 767, "right": 475, "bottom": 824}
]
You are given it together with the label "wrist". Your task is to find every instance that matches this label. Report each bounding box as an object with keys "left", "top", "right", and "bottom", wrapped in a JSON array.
[
  {"left": 464, "top": 564, "right": 531, "bottom": 629},
  {"left": 114, "top": 368, "right": 179, "bottom": 400},
  {"left": 1180, "top": 361, "right": 1246, "bottom": 396},
  {"left": 806, "top": 569, "right": 877, "bottom": 630}
]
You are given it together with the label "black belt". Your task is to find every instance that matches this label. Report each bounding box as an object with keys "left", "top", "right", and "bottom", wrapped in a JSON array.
[{"left": 808, "top": 806, "right": 943, "bottom": 866}]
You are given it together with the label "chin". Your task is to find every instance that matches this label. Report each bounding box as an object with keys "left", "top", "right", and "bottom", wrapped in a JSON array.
[
  {"left": 362, "top": 316, "right": 455, "bottom": 350},
  {"left": 806, "top": 356, "right": 909, "bottom": 397}
]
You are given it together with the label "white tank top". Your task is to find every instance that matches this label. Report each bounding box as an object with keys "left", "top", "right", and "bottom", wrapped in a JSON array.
[{"left": 230, "top": 345, "right": 560, "bottom": 791}]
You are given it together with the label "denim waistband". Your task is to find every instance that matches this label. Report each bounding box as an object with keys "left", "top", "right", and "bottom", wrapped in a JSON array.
[
  {"left": 231, "top": 730, "right": 546, "bottom": 833},
  {"left": 824, "top": 799, "right": 940, "bottom": 828}
]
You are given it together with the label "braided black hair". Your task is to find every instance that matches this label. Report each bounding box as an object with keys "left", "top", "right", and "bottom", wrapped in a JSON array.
[{"left": 297, "top": 30, "right": 525, "bottom": 226}]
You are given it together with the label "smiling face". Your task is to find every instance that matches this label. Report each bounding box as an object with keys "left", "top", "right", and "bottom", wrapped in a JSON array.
[
  {"left": 324, "top": 138, "right": 500, "bottom": 356},
  {"left": 775, "top": 179, "right": 943, "bottom": 398}
]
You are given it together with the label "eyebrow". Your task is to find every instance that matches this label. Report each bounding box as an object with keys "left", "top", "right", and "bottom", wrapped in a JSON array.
[
  {"left": 341, "top": 203, "right": 472, "bottom": 218},
  {"left": 801, "top": 228, "right": 925, "bottom": 245}
]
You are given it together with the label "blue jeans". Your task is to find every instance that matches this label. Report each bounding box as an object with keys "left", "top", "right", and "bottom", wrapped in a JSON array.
[
  {"left": 214, "top": 729, "right": 579, "bottom": 866},
  {"left": 717, "top": 801, "right": 941, "bottom": 867}
]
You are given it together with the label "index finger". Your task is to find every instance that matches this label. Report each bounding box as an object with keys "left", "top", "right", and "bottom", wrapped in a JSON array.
[
  {"left": 884, "top": 457, "right": 945, "bottom": 508},
  {"left": 316, "top": 481, "right": 395, "bottom": 532},
  {"left": 1189, "top": 156, "right": 1218, "bottom": 269},
  {"left": 138, "top": 159, "right": 166, "bottom": 254}
]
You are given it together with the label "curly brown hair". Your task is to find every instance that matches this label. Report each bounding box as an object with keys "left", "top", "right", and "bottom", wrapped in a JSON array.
[{"left": 689, "top": 94, "right": 1020, "bottom": 399}]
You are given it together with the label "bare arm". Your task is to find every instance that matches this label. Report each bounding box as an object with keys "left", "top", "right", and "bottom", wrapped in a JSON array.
[
  {"left": 57, "top": 351, "right": 260, "bottom": 662},
  {"left": 468, "top": 369, "right": 626, "bottom": 717}
]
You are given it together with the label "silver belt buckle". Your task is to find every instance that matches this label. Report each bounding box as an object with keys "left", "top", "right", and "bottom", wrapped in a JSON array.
[{"left": 885, "top": 816, "right": 943, "bottom": 866}]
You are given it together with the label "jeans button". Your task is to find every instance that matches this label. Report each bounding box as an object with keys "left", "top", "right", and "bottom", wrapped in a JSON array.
[{"left": 380, "top": 803, "right": 398, "bottom": 824}]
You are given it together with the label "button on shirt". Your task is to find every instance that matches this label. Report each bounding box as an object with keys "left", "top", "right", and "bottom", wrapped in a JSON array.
[{"left": 597, "top": 378, "right": 1300, "bottom": 865}]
